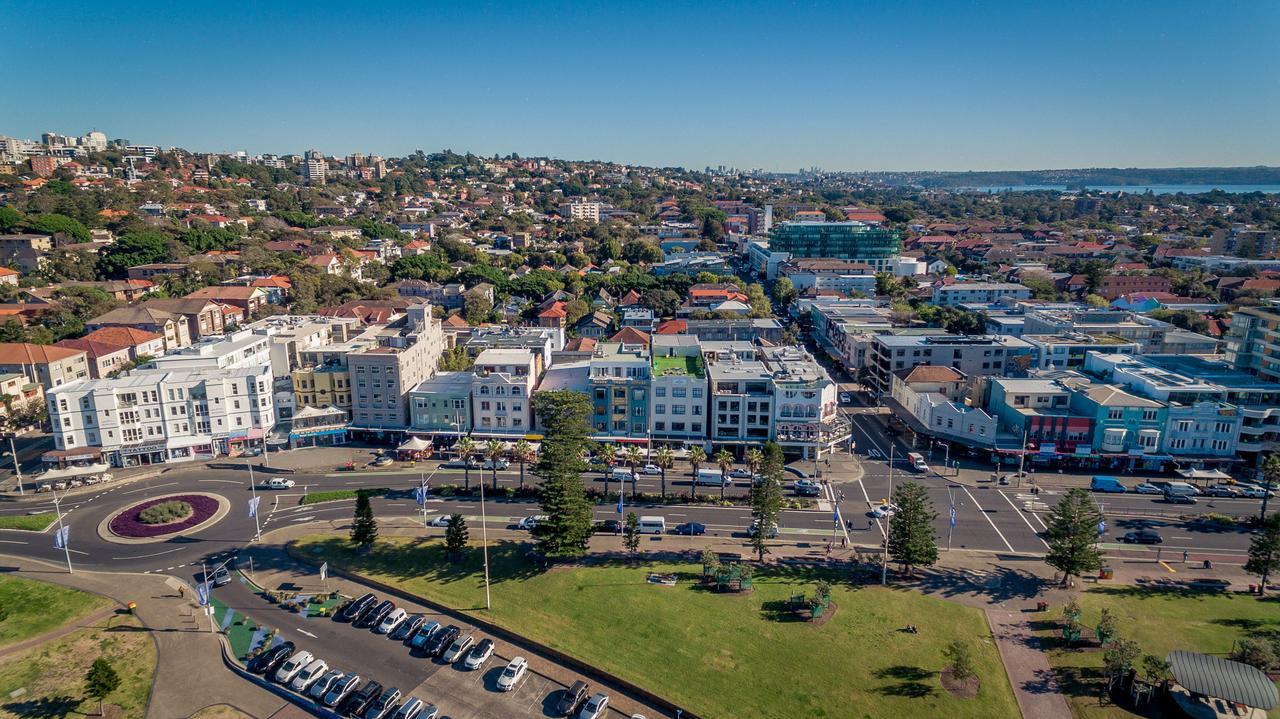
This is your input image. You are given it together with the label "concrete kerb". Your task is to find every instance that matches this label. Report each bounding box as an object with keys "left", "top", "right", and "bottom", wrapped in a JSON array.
[
  {"left": 216, "top": 633, "right": 344, "bottom": 719},
  {"left": 95, "top": 491, "right": 231, "bottom": 545},
  {"left": 284, "top": 545, "right": 703, "bottom": 719}
]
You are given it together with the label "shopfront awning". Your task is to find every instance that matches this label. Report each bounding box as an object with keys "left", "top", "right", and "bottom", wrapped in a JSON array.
[
  {"left": 1176, "top": 468, "right": 1233, "bottom": 481},
  {"left": 36, "top": 462, "right": 111, "bottom": 480},
  {"left": 1169, "top": 651, "right": 1279, "bottom": 710}
]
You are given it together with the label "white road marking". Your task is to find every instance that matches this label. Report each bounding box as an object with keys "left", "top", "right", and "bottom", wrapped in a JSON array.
[
  {"left": 113, "top": 546, "right": 185, "bottom": 560},
  {"left": 0, "top": 539, "right": 28, "bottom": 544},
  {"left": 291, "top": 515, "right": 317, "bottom": 523},
  {"left": 959, "top": 486, "right": 1014, "bottom": 552},
  {"left": 297, "top": 629, "right": 318, "bottom": 638},
  {"left": 996, "top": 490, "right": 1049, "bottom": 549},
  {"left": 122, "top": 482, "right": 177, "bottom": 495},
  {"left": 855, "top": 474, "right": 885, "bottom": 537}
]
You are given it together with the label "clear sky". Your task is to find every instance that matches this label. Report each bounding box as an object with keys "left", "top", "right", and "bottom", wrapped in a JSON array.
[{"left": 5, "top": 1, "right": 1278, "bottom": 171}]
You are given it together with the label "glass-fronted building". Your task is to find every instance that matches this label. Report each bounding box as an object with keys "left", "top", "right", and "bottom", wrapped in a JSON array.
[{"left": 768, "top": 221, "right": 901, "bottom": 270}]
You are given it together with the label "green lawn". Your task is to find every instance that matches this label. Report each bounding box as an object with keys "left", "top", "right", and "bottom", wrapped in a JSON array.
[
  {"left": 0, "top": 513, "right": 54, "bottom": 531},
  {"left": 1038, "top": 586, "right": 1280, "bottom": 718},
  {"left": 0, "top": 575, "right": 111, "bottom": 649},
  {"left": 295, "top": 534, "right": 1019, "bottom": 719},
  {"left": 300, "top": 488, "right": 388, "bottom": 505},
  {"left": 0, "top": 615, "right": 155, "bottom": 718}
]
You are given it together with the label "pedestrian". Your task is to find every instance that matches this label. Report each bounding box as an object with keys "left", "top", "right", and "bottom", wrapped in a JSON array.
[
  {"left": 1183, "top": 550, "right": 1189, "bottom": 564},
  {"left": 840, "top": 535, "right": 847, "bottom": 548},
  {"left": 838, "top": 490, "right": 845, "bottom": 501}
]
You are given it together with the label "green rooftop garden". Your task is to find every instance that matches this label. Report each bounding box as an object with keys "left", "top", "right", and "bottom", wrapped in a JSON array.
[{"left": 654, "top": 353, "right": 705, "bottom": 377}]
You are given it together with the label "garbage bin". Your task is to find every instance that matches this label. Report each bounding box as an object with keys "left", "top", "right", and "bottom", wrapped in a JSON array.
[{"left": 1099, "top": 567, "right": 1114, "bottom": 580}]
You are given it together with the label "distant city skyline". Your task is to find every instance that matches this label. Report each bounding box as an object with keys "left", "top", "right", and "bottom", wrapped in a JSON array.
[{"left": 5, "top": 1, "right": 1277, "bottom": 171}]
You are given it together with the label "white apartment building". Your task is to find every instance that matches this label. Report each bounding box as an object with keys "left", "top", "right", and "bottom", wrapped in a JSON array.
[
  {"left": 348, "top": 307, "right": 444, "bottom": 433},
  {"left": 47, "top": 366, "right": 275, "bottom": 467},
  {"left": 932, "top": 282, "right": 1032, "bottom": 307},
  {"left": 761, "top": 345, "right": 846, "bottom": 458},
  {"left": 704, "top": 342, "right": 774, "bottom": 447},
  {"left": 303, "top": 158, "right": 327, "bottom": 185},
  {"left": 558, "top": 200, "right": 604, "bottom": 223},
  {"left": 650, "top": 336, "right": 708, "bottom": 444},
  {"left": 145, "top": 329, "right": 272, "bottom": 372},
  {"left": 471, "top": 349, "right": 537, "bottom": 438}
]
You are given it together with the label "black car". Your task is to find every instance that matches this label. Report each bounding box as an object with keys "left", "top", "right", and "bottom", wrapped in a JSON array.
[
  {"left": 554, "top": 680, "right": 588, "bottom": 716},
  {"left": 1122, "top": 530, "right": 1163, "bottom": 545},
  {"left": 673, "top": 522, "right": 706, "bottom": 536},
  {"left": 246, "top": 641, "right": 295, "bottom": 674},
  {"left": 594, "top": 519, "right": 622, "bottom": 534},
  {"left": 422, "top": 624, "right": 460, "bottom": 658},
  {"left": 363, "top": 687, "right": 401, "bottom": 719},
  {"left": 341, "top": 680, "right": 383, "bottom": 716},
  {"left": 390, "top": 614, "right": 425, "bottom": 641},
  {"left": 356, "top": 600, "right": 395, "bottom": 629},
  {"left": 339, "top": 593, "right": 377, "bottom": 623}
]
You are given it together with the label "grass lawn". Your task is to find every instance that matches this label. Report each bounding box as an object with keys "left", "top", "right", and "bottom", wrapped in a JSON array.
[
  {"left": 0, "top": 614, "right": 156, "bottom": 718},
  {"left": 295, "top": 534, "right": 1019, "bottom": 719},
  {"left": 0, "top": 575, "right": 111, "bottom": 649},
  {"left": 1037, "top": 586, "right": 1280, "bottom": 718},
  {"left": 0, "top": 514, "right": 54, "bottom": 531}
]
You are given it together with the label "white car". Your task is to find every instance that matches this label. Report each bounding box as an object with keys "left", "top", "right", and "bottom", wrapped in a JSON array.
[
  {"left": 308, "top": 669, "right": 345, "bottom": 700},
  {"left": 441, "top": 633, "right": 474, "bottom": 663},
  {"left": 482, "top": 459, "right": 510, "bottom": 470},
  {"left": 577, "top": 692, "right": 609, "bottom": 719},
  {"left": 1133, "top": 483, "right": 1163, "bottom": 495},
  {"left": 274, "top": 650, "right": 314, "bottom": 684},
  {"left": 463, "top": 638, "right": 494, "bottom": 670},
  {"left": 267, "top": 477, "right": 295, "bottom": 490},
  {"left": 871, "top": 503, "right": 898, "bottom": 519},
  {"left": 289, "top": 658, "right": 328, "bottom": 692},
  {"left": 377, "top": 607, "right": 408, "bottom": 634},
  {"left": 371, "top": 455, "right": 395, "bottom": 467},
  {"left": 641, "top": 464, "right": 662, "bottom": 475},
  {"left": 839, "top": 392, "right": 852, "bottom": 404},
  {"left": 1238, "top": 485, "right": 1271, "bottom": 499},
  {"left": 427, "top": 515, "right": 453, "bottom": 527},
  {"left": 393, "top": 697, "right": 438, "bottom": 719},
  {"left": 496, "top": 657, "right": 528, "bottom": 691},
  {"left": 517, "top": 515, "right": 547, "bottom": 530}
]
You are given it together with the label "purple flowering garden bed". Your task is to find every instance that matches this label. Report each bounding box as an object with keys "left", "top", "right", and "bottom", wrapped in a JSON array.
[{"left": 109, "top": 494, "right": 220, "bottom": 537}]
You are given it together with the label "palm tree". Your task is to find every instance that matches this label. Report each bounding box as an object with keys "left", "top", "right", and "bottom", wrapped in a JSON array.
[
  {"left": 745, "top": 448, "right": 764, "bottom": 480},
  {"left": 456, "top": 436, "right": 476, "bottom": 491},
  {"left": 599, "top": 443, "right": 618, "bottom": 499},
  {"left": 484, "top": 439, "right": 505, "bottom": 491},
  {"left": 715, "top": 449, "right": 735, "bottom": 500},
  {"left": 654, "top": 446, "right": 674, "bottom": 500},
  {"left": 512, "top": 439, "right": 534, "bottom": 491},
  {"left": 624, "top": 445, "right": 644, "bottom": 500},
  {"left": 688, "top": 446, "right": 706, "bottom": 501}
]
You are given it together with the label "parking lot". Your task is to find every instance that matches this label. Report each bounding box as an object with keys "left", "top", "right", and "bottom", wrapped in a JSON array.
[{"left": 214, "top": 570, "right": 649, "bottom": 718}]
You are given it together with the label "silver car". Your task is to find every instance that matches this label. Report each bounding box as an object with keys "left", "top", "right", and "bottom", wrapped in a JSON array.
[
  {"left": 441, "top": 633, "right": 474, "bottom": 663},
  {"left": 308, "top": 669, "right": 345, "bottom": 700}
]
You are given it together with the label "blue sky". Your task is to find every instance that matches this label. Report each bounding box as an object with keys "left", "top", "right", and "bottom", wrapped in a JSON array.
[{"left": 5, "top": 1, "right": 1278, "bottom": 171}]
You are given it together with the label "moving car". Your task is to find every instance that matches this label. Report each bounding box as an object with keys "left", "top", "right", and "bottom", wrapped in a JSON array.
[
  {"left": 376, "top": 608, "right": 408, "bottom": 634},
  {"left": 1203, "top": 485, "right": 1242, "bottom": 498},
  {"left": 577, "top": 692, "right": 609, "bottom": 719},
  {"left": 289, "top": 658, "right": 329, "bottom": 692},
  {"left": 839, "top": 392, "right": 852, "bottom": 404},
  {"left": 339, "top": 593, "right": 378, "bottom": 623},
  {"left": 273, "top": 650, "right": 314, "bottom": 684},
  {"left": 266, "top": 477, "right": 295, "bottom": 490},
  {"left": 555, "top": 680, "right": 589, "bottom": 716},
  {"left": 497, "top": 657, "right": 528, "bottom": 691},
  {"left": 441, "top": 458, "right": 482, "bottom": 469},
  {"left": 870, "top": 502, "right": 898, "bottom": 519},
  {"left": 441, "top": 633, "right": 474, "bottom": 663},
  {"left": 728, "top": 468, "right": 753, "bottom": 479},
  {"left": 673, "top": 521, "right": 706, "bottom": 536},
  {"left": 1090, "top": 476, "right": 1127, "bottom": 493},
  {"left": 1238, "top": 485, "right": 1271, "bottom": 499},
  {"left": 426, "top": 515, "right": 453, "bottom": 528},
  {"left": 517, "top": 515, "right": 548, "bottom": 530},
  {"left": 408, "top": 621, "right": 440, "bottom": 651},
  {"left": 694, "top": 469, "right": 731, "bottom": 486},
  {"left": 357, "top": 600, "right": 395, "bottom": 629},
  {"left": 322, "top": 673, "right": 361, "bottom": 707},
  {"left": 390, "top": 614, "right": 425, "bottom": 641},
  {"left": 463, "top": 638, "right": 494, "bottom": 670},
  {"left": 1164, "top": 492, "right": 1198, "bottom": 505},
  {"left": 906, "top": 452, "right": 929, "bottom": 473},
  {"left": 641, "top": 464, "right": 662, "bottom": 475},
  {"left": 747, "top": 520, "right": 778, "bottom": 538},
  {"left": 423, "top": 624, "right": 461, "bottom": 658},
  {"left": 247, "top": 641, "right": 295, "bottom": 675},
  {"left": 308, "top": 669, "right": 345, "bottom": 700},
  {"left": 636, "top": 516, "right": 666, "bottom": 535},
  {"left": 482, "top": 459, "right": 509, "bottom": 470},
  {"left": 340, "top": 680, "right": 383, "bottom": 716},
  {"left": 207, "top": 566, "right": 232, "bottom": 587},
  {"left": 363, "top": 687, "right": 401, "bottom": 719},
  {"left": 1121, "top": 529, "right": 1163, "bottom": 545},
  {"left": 610, "top": 467, "right": 637, "bottom": 482},
  {"left": 1133, "top": 482, "right": 1163, "bottom": 495},
  {"left": 392, "top": 697, "right": 437, "bottom": 719}
]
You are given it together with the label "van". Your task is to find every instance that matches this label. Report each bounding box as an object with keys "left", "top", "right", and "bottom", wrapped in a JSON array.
[
  {"left": 610, "top": 467, "right": 635, "bottom": 483},
  {"left": 1090, "top": 476, "right": 1127, "bottom": 493},
  {"left": 1163, "top": 481, "right": 1200, "bottom": 497},
  {"left": 637, "top": 516, "right": 666, "bottom": 535},
  {"left": 695, "top": 468, "right": 730, "bottom": 486},
  {"left": 906, "top": 452, "right": 929, "bottom": 472}
]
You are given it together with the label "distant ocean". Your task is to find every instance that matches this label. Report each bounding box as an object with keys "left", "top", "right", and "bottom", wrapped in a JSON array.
[{"left": 969, "top": 184, "right": 1280, "bottom": 195}]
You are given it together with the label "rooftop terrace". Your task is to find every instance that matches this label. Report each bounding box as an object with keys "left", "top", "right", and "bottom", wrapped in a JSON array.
[{"left": 654, "top": 353, "right": 705, "bottom": 378}]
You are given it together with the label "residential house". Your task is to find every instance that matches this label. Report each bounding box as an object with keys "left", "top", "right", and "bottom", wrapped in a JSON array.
[
  {"left": 0, "top": 343, "right": 90, "bottom": 390},
  {"left": 86, "top": 307, "right": 192, "bottom": 351}
]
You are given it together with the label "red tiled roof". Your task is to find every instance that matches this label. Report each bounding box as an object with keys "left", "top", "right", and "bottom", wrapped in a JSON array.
[
  {"left": 609, "top": 327, "right": 651, "bottom": 345},
  {"left": 82, "top": 326, "right": 163, "bottom": 346},
  {"left": 654, "top": 319, "right": 687, "bottom": 335}
]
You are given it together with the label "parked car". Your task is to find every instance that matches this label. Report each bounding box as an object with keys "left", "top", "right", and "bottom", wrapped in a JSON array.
[
  {"left": 441, "top": 458, "right": 482, "bottom": 469},
  {"left": 423, "top": 624, "right": 460, "bottom": 658},
  {"left": 390, "top": 614, "right": 425, "bottom": 641},
  {"left": 1133, "top": 483, "right": 1163, "bottom": 495},
  {"left": 641, "top": 464, "right": 662, "bottom": 475},
  {"left": 1164, "top": 492, "right": 1198, "bottom": 505},
  {"left": 517, "top": 515, "right": 548, "bottom": 530},
  {"left": 747, "top": 520, "right": 778, "bottom": 538},
  {"left": 339, "top": 593, "right": 377, "bottom": 623},
  {"left": 728, "top": 468, "right": 753, "bottom": 479},
  {"left": 1121, "top": 530, "right": 1163, "bottom": 545},
  {"left": 1203, "top": 485, "right": 1242, "bottom": 498},
  {"left": 273, "top": 650, "right": 314, "bottom": 684},
  {"left": 1090, "top": 476, "right": 1127, "bottom": 493},
  {"left": 577, "top": 692, "right": 609, "bottom": 719},
  {"left": 481, "top": 458, "right": 509, "bottom": 470},
  {"left": 408, "top": 621, "right": 440, "bottom": 650},
  {"left": 463, "top": 638, "right": 494, "bottom": 670},
  {"left": 426, "top": 515, "right": 453, "bottom": 528},
  {"left": 839, "top": 392, "right": 852, "bottom": 404},
  {"left": 673, "top": 521, "right": 706, "bottom": 536},
  {"left": 243, "top": 447, "right": 263, "bottom": 457},
  {"left": 247, "top": 641, "right": 295, "bottom": 674},
  {"left": 370, "top": 456, "right": 395, "bottom": 468},
  {"left": 392, "top": 697, "right": 437, "bottom": 719},
  {"left": 594, "top": 519, "right": 622, "bottom": 534},
  {"left": 363, "top": 687, "right": 402, "bottom": 719},
  {"left": 266, "top": 477, "right": 295, "bottom": 490},
  {"left": 289, "top": 658, "right": 329, "bottom": 692},
  {"left": 322, "top": 673, "right": 361, "bottom": 708},
  {"left": 497, "top": 657, "right": 528, "bottom": 691},
  {"left": 555, "top": 680, "right": 589, "bottom": 716},
  {"left": 1238, "top": 485, "right": 1271, "bottom": 499},
  {"left": 341, "top": 680, "right": 383, "bottom": 716},
  {"left": 356, "top": 600, "right": 395, "bottom": 629},
  {"left": 441, "top": 633, "right": 474, "bottom": 663},
  {"left": 376, "top": 608, "right": 407, "bottom": 634},
  {"left": 308, "top": 669, "right": 345, "bottom": 701}
]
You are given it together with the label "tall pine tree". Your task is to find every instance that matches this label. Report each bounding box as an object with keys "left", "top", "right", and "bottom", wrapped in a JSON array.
[
  {"left": 1245, "top": 513, "right": 1280, "bottom": 596},
  {"left": 350, "top": 490, "right": 378, "bottom": 548},
  {"left": 887, "top": 481, "right": 938, "bottom": 574},
  {"left": 749, "top": 442, "right": 785, "bottom": 561},
  {"left": 1044, "top": 488, "right": 1105, "bottom": 585},
  {"left": 531, "top": 391, "right": 595, "bottom": 558}
]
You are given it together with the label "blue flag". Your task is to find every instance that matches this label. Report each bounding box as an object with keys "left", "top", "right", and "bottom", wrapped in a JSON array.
[
  {"left": 1097, "top": 520, "right": 1106, "bottom": 536},
  {"left": 949, "top": 506, "right": 956, "bottom": 528},
  {"left": 832, "top": 507, "right": 841, "bottom": 527},
  {"left": 196, "top": 581, "right": 210, "bottom": 606},
  {"left": 248, "top": 496, "right": 261, "bottom": 518},
  {"left": 616, "top": 493, "right": 624, "bottom": 514},
  {"left": 53, "top": 524, "right": 69, "bottom": 549},
  {"left": 414, "top": 485, "right": 427, "bottom": 506}
]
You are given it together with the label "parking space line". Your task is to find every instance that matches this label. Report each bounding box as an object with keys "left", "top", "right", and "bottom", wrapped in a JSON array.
[
  {"left": 996, "top": 490, "right": 1049, "bottom": 549},
  {"left": 959, "top": 485, "right": 1014, "bottom": 552}
]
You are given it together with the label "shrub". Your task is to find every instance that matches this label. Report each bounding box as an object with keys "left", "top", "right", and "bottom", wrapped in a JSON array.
[{"left": 138, "top": 500, "right": 193, "bottom": 525}]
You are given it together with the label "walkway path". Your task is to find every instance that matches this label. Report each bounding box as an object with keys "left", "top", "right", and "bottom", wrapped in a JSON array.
[
  {"left": 986, "top": 608, "right": 1072, "bottom": 719},
  {"left": 0, "top": 604, "right": 120, "bottom": 659}
]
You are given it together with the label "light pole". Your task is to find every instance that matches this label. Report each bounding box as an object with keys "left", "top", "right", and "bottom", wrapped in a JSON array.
[
  {"left": 7, "top": 435, "right": 22, "bottom": 495},
  {"left": 946, "top": 484, "right": 956, "bottom": 552},
  {"left": 51, "top": 483, "right": 72, "bottom": 573},
  {"left": 246, "top": 457, "right": 261, "bottom": 541},
  {"left": 881, "top": 444, "right": 894, "bottom": 585},
  {"left": 478, "top": 465, "right": 492, "bottom": 611}
]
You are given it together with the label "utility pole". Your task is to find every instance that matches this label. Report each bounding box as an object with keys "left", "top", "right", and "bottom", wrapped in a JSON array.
[
  {"left": 8, "top": 435, "right": 22, "bottom": 495},
  {"left": 882, "top": 444, "right": 894, "bottom": 585},
  {"left": 1016, "top": 429, "right": 1028, "bottom": 488},
  {"left": 52, "top": 484, "right": 72, "bottom": 573}
]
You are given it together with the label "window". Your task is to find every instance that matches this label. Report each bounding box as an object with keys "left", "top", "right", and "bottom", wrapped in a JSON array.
[
  {"left": 655, "top": 404, "right": 666, "bottom": 414},
  {"left": 1141, "top": 409, "right": 1158, "bottom": 421},
  {"left": 692, "top": 388, "right": 703, "bottom": 399},
  {"left": 672, "top": 387, "right": 687, "bottom": 398},
  {"left": 655, "top": 387, "right": 666, "bottom": 397},
  {"left": 655, "top": 421, "right": 666, "bottom": 431},
  {"left": 480, "top": 401, "right": 490, "bottom": 411},
  {"left": 672, "top": 405, "right": 686, "bottom": 415},
  {"left": 1107, "top": 409, "right": 1123, "bottom": 420}
]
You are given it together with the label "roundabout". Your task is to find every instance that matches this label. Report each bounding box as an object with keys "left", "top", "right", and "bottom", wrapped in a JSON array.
[{"left": 100, "top": 492, "right": 231, "bottom": 544}]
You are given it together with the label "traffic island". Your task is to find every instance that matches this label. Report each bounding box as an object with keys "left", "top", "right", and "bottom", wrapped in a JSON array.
[{"left": 97, "top": 492, "right": 230, "bottom": 544}]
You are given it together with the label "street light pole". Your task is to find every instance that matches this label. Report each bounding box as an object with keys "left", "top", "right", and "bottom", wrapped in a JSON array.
[
  {"left": 8, "top": 436, "right": 22, "bottom": 495},
  {"left": 478, "top": 468, "right": 492, "bottom": 611},
  {"left": 1016, "top": 429, "right": 1028, "bottom": 488},
  {"left": 946, "top": 484, "right": 956, "bottom": 552},
  {"left": 882, "top": 444, "right": 894, "bottom": 586},
  {"left": 52, "top": 484, "right": 72, "bottom": 573},
  {"left": 246, "top": 458, "right": 261, "bottom": 541}
]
